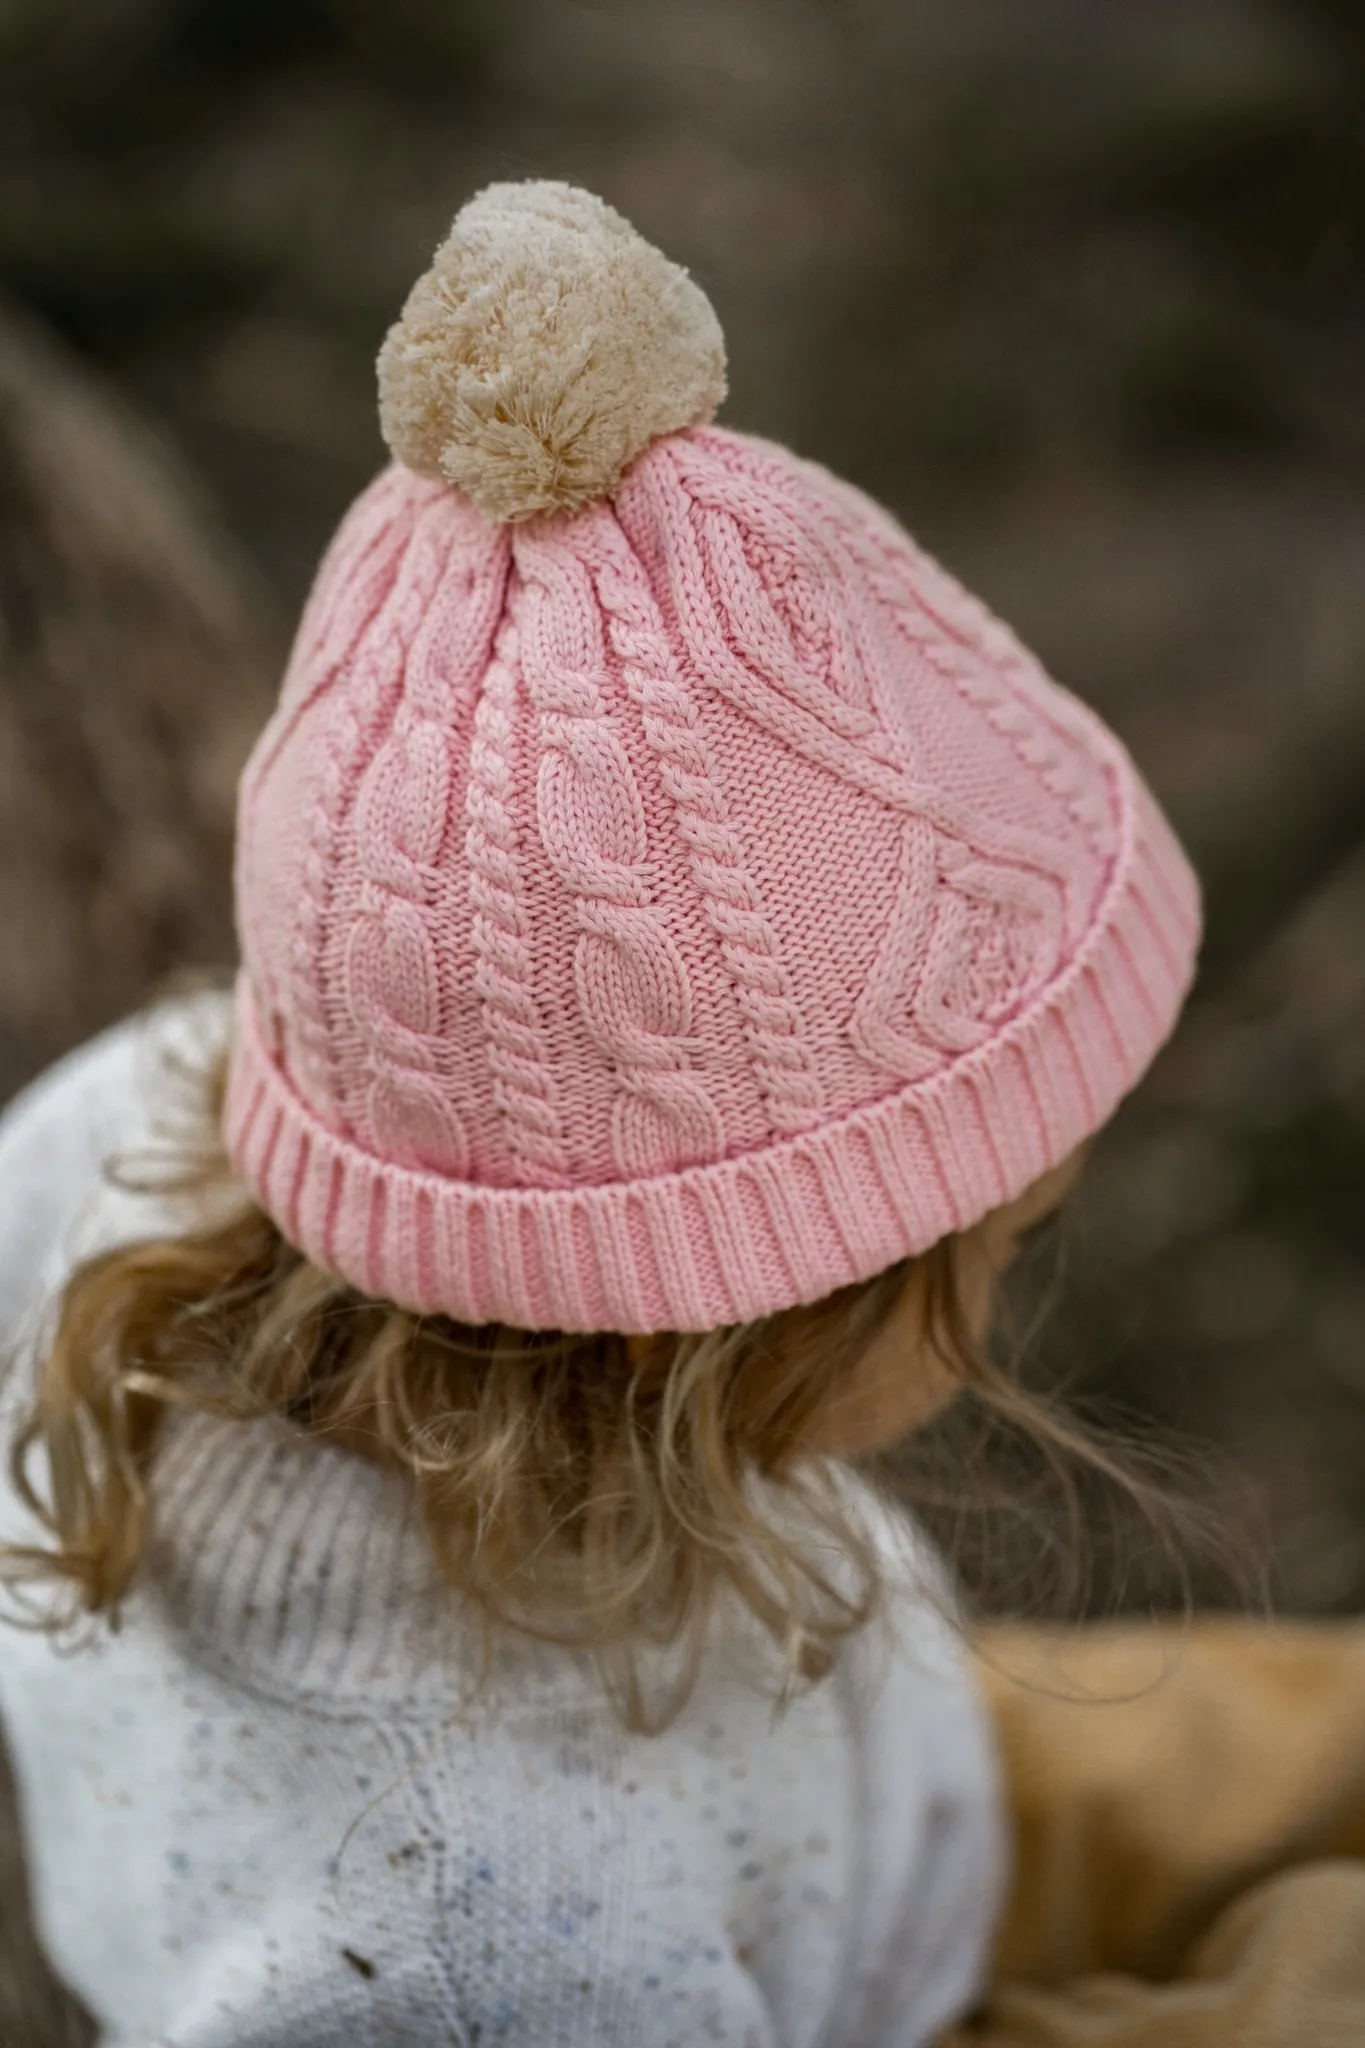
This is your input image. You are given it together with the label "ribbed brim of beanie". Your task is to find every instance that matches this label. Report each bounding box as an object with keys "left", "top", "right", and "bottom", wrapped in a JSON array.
[
  {"left": 224, "top": 183, "right": 1201, "bottom": 1334},
  {"left": 226, "top": 784, "right": 1193, "bottom": 1332}
]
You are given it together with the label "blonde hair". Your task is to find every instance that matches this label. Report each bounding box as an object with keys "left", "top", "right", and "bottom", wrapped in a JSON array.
[
  {"left": 2, "top": 1040, "right": 988, "bottom": 1724},
  {"left": 2, "top": 1031, "right": 1202, "bottom": 1726}
]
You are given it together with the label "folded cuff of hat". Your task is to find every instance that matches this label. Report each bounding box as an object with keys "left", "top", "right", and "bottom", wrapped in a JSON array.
[{"left": 223, "top": 773, "right": 1198, "bottom": 1334}]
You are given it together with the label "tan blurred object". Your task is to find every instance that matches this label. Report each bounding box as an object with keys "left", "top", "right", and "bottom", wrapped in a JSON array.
[
  {"left": 944, "top": 1621, "right": 1365, "bottom": 2046},
  {"left": 0, "top": 299, "right": 274, "bottom": 1102}
]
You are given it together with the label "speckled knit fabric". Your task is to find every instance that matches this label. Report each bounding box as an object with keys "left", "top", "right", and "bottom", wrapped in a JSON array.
[
  {"left": 0, "top": 1002, "right": 1003, "bottom": 2048},
  {"left": 227, "top": 422, "right": 1198, "bottom": 1331}
]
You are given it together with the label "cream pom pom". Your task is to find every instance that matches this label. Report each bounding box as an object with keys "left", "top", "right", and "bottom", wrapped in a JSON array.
[{"left": 376, "top": 181, "right": 727, "bottom": 523}]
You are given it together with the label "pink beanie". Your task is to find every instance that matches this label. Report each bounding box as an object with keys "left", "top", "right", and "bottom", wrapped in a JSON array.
[{"left": 225, "top": 181, "right": 1199, "bottom": 1334}]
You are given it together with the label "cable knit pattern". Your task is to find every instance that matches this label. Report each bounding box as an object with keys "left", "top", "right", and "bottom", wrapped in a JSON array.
[
  {"left": 341, "top": 517, "right": 514, "bottom": 1214},
  {"left": 813, "top": 458, "right": 1114, "bottom": 848},
  {"left": 465, "top": 614, "right": 571, "bottom": 1188},
  {"left": 228, "top": 415, "right": 1199, "bottom": 1332},
  {"left": 282, "top": 494, "right": 452, "bottom": 1133},
  {"left": 516, "top": 528, "right": 727, "bottom": 1178},
  {"left": 589, "top": 521, "right": 825, "bottom": 1138},
  {"left": 620, "top": 440, "right": 1084, "bottom": 1081}
]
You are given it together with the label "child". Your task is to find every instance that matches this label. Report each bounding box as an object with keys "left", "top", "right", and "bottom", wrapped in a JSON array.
[{"left": 0, "top": 182, "right": 1199, "bottom": 2047}]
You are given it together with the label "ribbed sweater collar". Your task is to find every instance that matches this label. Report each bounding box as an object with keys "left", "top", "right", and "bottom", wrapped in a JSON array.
[{"left": 144, "top": 1411, "right": 527, "bottom": 1716}]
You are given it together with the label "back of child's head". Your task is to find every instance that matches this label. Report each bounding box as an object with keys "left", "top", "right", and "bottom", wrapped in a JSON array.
[{"left": 11, "top": 182, "right": 1200, "bottom": 1721}]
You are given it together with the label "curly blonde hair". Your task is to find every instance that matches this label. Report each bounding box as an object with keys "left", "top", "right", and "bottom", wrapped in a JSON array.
[
  {"left": 2, "top": 1032, "right": 1000, "bottom": 1726},
  {"left": 9, "top": 1043, "right": 1234, "bottom": 1731}
]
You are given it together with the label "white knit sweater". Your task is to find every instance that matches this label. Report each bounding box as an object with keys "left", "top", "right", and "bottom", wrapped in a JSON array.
[{"left": 0, "top": 1000, "right": 1004, "bottom": 2048}]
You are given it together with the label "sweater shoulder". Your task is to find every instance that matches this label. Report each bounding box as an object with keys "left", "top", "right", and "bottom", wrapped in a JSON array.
[{"left": 0, "top": 992, "right": 233, "bottom": 1338}]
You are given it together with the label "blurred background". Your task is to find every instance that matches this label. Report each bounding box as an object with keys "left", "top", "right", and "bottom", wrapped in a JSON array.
[
  {"left": 4, "top": 0, "right": 1365, "bottom": 1600},
  {"left": 0, "top": 0, "right": 1362, "bottom": 2031}
]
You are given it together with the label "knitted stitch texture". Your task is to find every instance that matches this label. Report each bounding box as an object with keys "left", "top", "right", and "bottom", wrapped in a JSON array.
[
  {"left": 226, "top": 195, "right": 1199, "bottom": 1332},
  {"left": 227, "top": 435, "right": 1198, "bottom": 1332},
  {"left": 0, "top": 1004, "right": 1005, "bottom": 2048}
]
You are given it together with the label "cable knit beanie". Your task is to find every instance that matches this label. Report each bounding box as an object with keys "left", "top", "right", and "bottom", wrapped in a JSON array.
[{"left": 225, "top": 180, "right": 1200, "bottom": 1334}]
